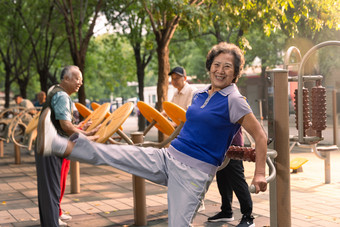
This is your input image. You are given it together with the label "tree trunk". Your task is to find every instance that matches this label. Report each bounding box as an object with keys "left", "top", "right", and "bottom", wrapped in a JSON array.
[
  {"left": 155, "top": 43, "right": 170, "bottom": 142},
  {"left": 155, "top": 44, "right": 169, "bottom": 111},
  {"left": 17, "top": 70, "right": 30, "bottom": 99},
  {"left": 133, "top": 44, "right": 146, "bottom": 131},
  {"left": 38, "top": 67, "right": 54, "bottom": 93},
  {"left": 54, "top": 0, "right": 103, "bottom": 107},
  {"left": 4, "top": 71, "right": 11, "bottom": 108},
  {"left": 76, "top": 60, "right": 86, "bottom": 105},
  {"left": 39, "top": 69, "right": 49, "bottom": 93},
  {"left": 19, "top": 85, "right": 27, "bottom": 99},
  {"left": 137, "top": 62, "right": 146, "bottom": 132}
]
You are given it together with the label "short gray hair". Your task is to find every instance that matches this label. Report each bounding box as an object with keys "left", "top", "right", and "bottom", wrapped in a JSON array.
[
  {"left": 60, "top": 65, "right": 80, "bottom": 80},
  {"left": 206, "top": 42, "right": 245, "bottom": 83}
]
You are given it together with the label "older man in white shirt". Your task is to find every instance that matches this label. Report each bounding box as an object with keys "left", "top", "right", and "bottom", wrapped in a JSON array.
[{"left": 169, "top": 66, "right": 197, "bottom": 110}]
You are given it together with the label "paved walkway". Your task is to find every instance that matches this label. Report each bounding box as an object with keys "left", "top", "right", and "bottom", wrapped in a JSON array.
[{"left": 1, "top": 116, "right": 340, "bottom": 226}]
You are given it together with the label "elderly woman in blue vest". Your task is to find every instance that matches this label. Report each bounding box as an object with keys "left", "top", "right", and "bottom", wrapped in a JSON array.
[{"left": 37, "top": 42, "right": 267, "bottom": 227}]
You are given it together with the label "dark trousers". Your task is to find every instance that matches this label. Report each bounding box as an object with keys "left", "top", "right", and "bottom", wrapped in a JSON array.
[
  {"left": 35, "top": 151, "right": 62, "bottom": 227},
  {"left": 216, "top": 159, "right": 252, "bottom": 216}
]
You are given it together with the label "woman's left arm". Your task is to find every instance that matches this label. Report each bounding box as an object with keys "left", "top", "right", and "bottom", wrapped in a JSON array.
[{"left": 238, "top": 112, "right": 268, "bottom": 193}]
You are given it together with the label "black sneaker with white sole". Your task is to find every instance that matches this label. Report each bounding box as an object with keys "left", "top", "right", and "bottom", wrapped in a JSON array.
[
  {"left": 236, "top": 214, "right": 255, "bottom": 227},
  {"left": 208, "top": 212, "right": 234, "bottom": 222}
]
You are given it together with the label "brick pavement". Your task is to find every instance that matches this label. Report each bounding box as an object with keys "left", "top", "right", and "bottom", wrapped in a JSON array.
[{"left": 1, "top": 116, "right": 340, "bottom": 226}]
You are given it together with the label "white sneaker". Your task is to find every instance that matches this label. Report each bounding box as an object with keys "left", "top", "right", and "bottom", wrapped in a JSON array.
[
  {"left": 37, "top": 107, "right": 56, "bottom": 156},
  {"left": 60, "top": 213, "right": 72, "bottom": 221},
  {"left": 58, "top": 218, "right": 68, "bottom": 226},
  {"left": 198, "top": 200, "right": 205, "bottom": 212}
]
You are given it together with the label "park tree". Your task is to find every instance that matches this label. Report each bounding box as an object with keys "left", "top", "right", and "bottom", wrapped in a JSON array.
[
  {"left": 16, "top": 0, "right": 67, "bottom": 93},
  {"left": 104, "top": 0, "right": 155, "bottom": 131},
  {"left": 173, "top": 1, "right": 288, "bottom": 121},
  {"left": 277, "top": 0, "right": 340, "bottom": 76},
  {"left": 169, "top": 33, "right": 212, "bottom": 83},
  {"left": 200, "top": 0, "right": 340, "bottom": 118},
  {"left": 85, "top": 34, "right": 136, "bottom": 101},
  {"left": 54, "top": 0, "right": 104, "bottom": 105},
  {"left": 142, "top": 0, "right": 205, "bottom": 140},
  {"left": 0, "top": 1, "right": 35, "bottom": 107},
  {"left": 142, "top": 0, "right": 204, "bottom": 112},
  {"left": 245, "top": 28, "right": 287, "bottom": 118}
]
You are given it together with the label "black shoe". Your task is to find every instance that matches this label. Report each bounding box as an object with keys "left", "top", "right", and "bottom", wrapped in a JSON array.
[
  {"left": 236, "top": 214, "right": 255, "bottom": 227},
  {"left": 208, "top": 212, "right": 234, "bottom": 222}
]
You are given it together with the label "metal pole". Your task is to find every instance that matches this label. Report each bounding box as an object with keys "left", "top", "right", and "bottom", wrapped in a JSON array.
[
  {"left": 332, "top": 90, "right": 338, "bottom": 146},
  {"left": 323, "top": 151, "right": 331, "bottom": 184},
  {"left": 0, "top": 140, "right": 3, "bottom": 157},
  {"left": 70, "top": 161, "right": 80, "bottom": 193},
  {"left": 14, "top": 144, "right": 21, "bottom": 164},
  {"left": 131, "top": 132, "right": 147, "bottom": 226},
  {"left": 271, "top": 69, "right": 291, "bottom": 227}
]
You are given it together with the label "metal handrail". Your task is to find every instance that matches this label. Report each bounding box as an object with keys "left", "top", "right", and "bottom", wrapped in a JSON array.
[
  {"left": 284, "top": 46, "right": 302, "bottom": 69},
  {"left": 249, "top": 149, "right": 277, "bottom": 193}
]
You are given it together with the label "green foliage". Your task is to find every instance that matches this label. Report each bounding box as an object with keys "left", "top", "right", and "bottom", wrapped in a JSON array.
[
  {"left": 245, "top": 28, "right": 287, "bottom": 68},
  {"left": 104, "top": 0, "right": 157, "bottom": 102},
  {"left": 0, "top": 0, "right": 36, "bottom": 98},
  {"left": 169, "top": 30, "right": 214, "bottom": 83},
  {"left": 1, "top": 0, "right": 340, "bottom": 104},
  {"left": 85, "top": 34, "right": 137, "bottom": 101}
]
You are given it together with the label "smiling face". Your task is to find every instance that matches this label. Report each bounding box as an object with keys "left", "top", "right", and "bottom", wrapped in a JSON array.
[
  {"left": 61, "top": 67, "right": 83, "bottom": 95},
  {"left": 69, "top": 70, "right": 83, "bottom": 94},
  {"left": 209, "top": 53, "right": 235, "bottom": 93}
]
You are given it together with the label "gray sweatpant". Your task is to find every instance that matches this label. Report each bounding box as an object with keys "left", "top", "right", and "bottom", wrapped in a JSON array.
[{"left": 67, "top": 133, "right": 214, "bottom": 226}]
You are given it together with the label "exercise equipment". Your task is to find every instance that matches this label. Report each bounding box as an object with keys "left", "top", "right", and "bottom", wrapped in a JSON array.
[
  {"left": 0, "top": 107, "right": 28, "bottom": 141},
  {"left": 91, "top": 102, "right": 111, "bottom": 119},
  {"left": 135, "top": 101, "right": 186, "bottom": 148},
  {"left": 290, "top": 157, "right": 308, "bottom": 173},
  {"left": 293, "top": 78, "right": 326, "bottom": 140},
  {"left": 162, "top": 101, "right": 186, "bottom": 125},
  {"left": 0, "top": 107, "right": 40, "bottom": 163},
  {"left": 71, "top": 102, "right": 132, "bottom": 195},
  {"left": 95, "top": 102, "right": 134, "bottom": 143},
  {"left": 288, "top": 41, "right": 340, "bottom": 183},
  {"left": 75, "top": 102, "right": 92, "bottom": 118},
  {"left": 265, "top": 41, "right": 340, "bottom": 226},
  {"left": 78, "top": 103, "right": 110, "bottom": 131},
  {"left": 217, "top": 145, "right": 277, "bottom": 193},
  {"left": 77, "top": 102, "right": 123, "bottom": 132},
  {"left": 25, "top": 113, "right": 40, "bottom": 134},
  {"left": 3, "top": 107, "right": 38, "bottom": 144},
  {"left": 294, "top": 41, "right": 340, "bottom": 144},
  {"left": 91, "top": 102, "right": 100, "bottom": 110},
  {"left": 137, "top": 101, "right": 174, "bottom": 136},
  {"left": 10, "top": 108, "right": 41, "bottom": 151}
]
